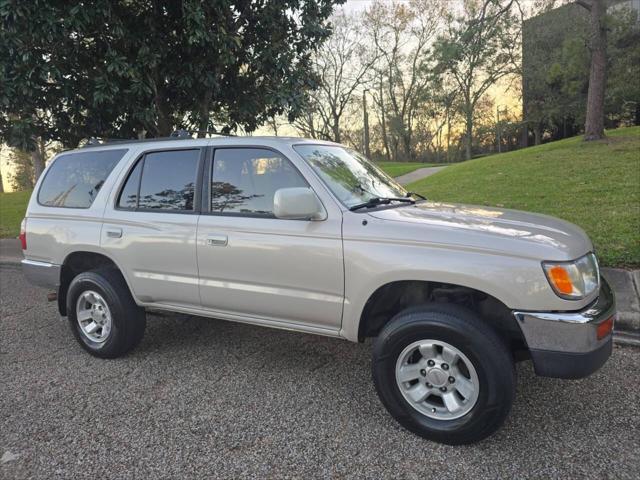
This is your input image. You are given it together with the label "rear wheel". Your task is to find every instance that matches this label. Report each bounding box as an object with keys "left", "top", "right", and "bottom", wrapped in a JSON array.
[
  {"left": 67, "top": 268, "right": 146, "bottom": 358},
  {"left": 372, "top": 303, "right": 515, "bottom": 445}
]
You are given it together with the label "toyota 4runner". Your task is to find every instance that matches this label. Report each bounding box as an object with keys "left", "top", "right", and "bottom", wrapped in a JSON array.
[{"left": 21, "top": 135, "right": 615, "bottom": 444}]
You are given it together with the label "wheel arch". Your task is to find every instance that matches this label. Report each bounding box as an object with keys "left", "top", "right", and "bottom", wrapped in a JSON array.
[
  {"left": 58, "top": 250, "right": 136, "bottom": 316},
  {"left": 356, "top": 279, "right": 527, "bottom": 356}
]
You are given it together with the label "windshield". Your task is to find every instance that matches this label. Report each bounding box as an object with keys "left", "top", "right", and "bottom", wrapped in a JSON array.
[{"left": 294, "top": 145, "right": 408, "bottom": 209}]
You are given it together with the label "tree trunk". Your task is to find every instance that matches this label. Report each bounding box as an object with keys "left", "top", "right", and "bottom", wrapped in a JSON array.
[
  {"left": 378, "top": 81, "right": 392, "bottom": 162},
  {"left": 362, "top": 92, "right": 371, "bottom": 159},
  {"left": 0, "top": 144, "right": 4, "bottom": 193},
  {"left": 464, "top": 110, "right": 473, "bottom": 160},
  {"left": 520, "top": 122, "right": 528, "bottom": 148},
  {"left": 402, "top": 133, "right": 412, "bottom": 162},
  {"left": 197, "top": 92, "right": 213, "bottom": 137},
  {"left": 446, "top": 115, "right": 451, "bottom": 163},
  {"left": 154, "top": 90, "right": 173, "bottom": 137},
  {"left": 583, "top": 0, "right": 607, "bottom": 141},
  {"left": 534, "top": 123, "right": 542, "bottom": 145},
  {"left": 332, "top": 114, "right": 341, "bottom": 143},
  {"left": 31, "top": 147, "right": 46, "bottom": 183}
]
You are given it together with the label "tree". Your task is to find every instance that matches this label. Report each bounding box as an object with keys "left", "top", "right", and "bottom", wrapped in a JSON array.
[
  {"left": 607, "top": 7, "right": 640, "bottom": 126},
  {"left": 7, "top": 148, "right": 34, "bottom": 191},
  {"left": 0, "top": 144, "right": 5, "bottom": 193},
  {"left": 521, "top": 1, "right": 637, "bottom": 143},
  {"left": 1, "top": 0, "right": 344, "bottom": 157},
  {"left": 365, "top": 0, "right": 445, "bottom": 162},
  {"left": 576, "top": 0, "right": 608, "bottom": 140},
  {"left": 434, "top": 0, "right": 520, "bottom": 159},
  {"left": 295, "top": 12, "right": 377, "bottom": 143}
]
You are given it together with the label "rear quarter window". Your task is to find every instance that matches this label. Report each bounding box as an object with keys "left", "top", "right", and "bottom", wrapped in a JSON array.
[{"left": 38, "top": 149, "right": 128, "bottom": 208}]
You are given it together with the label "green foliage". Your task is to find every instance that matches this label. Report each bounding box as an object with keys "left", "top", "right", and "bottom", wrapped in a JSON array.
[
  {"left": 522, "top": 3, "right": 589, "bottom": 134},
  {"left": 0, "top": 0, "right": 344, "bottom": 149},
  {"left": 606, "top": 9, "right": 640, "bottom": 124},
  {"left": 7, "top": 148, "right": 34, "bottom": 191},
  {"left": 523, "top": 4, "right": 640, "bottom": 137},
  {"left": 0, "top": 190, "right": 31, "bottom": 238},
  {"left": 409, "top": 126, "right": 640, "bottom": 267}
]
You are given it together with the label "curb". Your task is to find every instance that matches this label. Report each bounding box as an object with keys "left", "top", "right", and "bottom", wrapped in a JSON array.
[
  {"left": 614, "top": 330, "right": 640, "bottom": 347},
  {"left": 601, "top": 268, "right": 640, "bottom": 334}
]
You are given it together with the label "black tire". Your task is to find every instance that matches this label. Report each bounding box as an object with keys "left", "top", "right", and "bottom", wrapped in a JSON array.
[
  {"left": 66, "top": 267, "right": 146, "bottom": 359},
  {"left": 372, "top": 303, "right": 515, "bottom": 445}
]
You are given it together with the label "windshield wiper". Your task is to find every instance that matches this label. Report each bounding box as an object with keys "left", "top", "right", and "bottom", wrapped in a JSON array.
[
  {"left": 349, "top": 197, "right": 415, "bottom": 211},
  {"left": 406, "top": 191, "right": 427, "bottom": 200}
]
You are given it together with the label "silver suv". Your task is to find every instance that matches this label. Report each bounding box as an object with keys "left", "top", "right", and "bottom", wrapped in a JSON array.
[{"left": 21, "top": 135, "right": 615, "bottom": 444}]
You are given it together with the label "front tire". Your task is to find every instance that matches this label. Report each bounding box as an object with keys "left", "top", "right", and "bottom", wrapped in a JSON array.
[
  {"left": 372, "top": 303, "right": 515, "bottom": 445},
  {"left": 67, "top": 268, "right": 146, "bottom": 358}
]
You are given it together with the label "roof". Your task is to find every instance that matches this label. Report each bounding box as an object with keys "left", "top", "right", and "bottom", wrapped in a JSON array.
[{"left": 72, "top": 135, "right": 339, "bottom": 154}]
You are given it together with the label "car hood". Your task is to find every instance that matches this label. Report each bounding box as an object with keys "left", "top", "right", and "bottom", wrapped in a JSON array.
[{"left": 366, "top": 201, "right": 593, "bottom": 261}]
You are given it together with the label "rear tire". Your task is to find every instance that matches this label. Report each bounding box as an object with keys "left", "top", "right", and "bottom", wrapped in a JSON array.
[
  {"left": 372, "top": 303, "right": 515, "bottom": 445},
  {"left": 67, "top": 268, "right": 146, "bottom": 358}
]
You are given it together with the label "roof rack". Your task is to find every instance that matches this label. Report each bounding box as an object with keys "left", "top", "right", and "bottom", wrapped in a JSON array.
[{"left": 81, "top": 129, "right": 235, "bottom": 148}]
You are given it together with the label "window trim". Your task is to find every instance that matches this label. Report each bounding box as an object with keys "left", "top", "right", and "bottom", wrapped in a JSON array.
[
  {"left": 202, "top": 145, "right": 316, "bottom": 220},
  {"left": 114, "top": 147, "right": 206, "bottom": 215},
  {"left": 37, "top": 148, "right": 129, "bottom": 209}
]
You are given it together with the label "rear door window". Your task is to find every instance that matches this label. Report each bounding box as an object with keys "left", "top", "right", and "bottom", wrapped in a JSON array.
[
  {"left": 136, "top": 149, "right": 200, "bottom": 211},
  {"left": 38, "top": 149, "right": 127, "bottom": 208}
]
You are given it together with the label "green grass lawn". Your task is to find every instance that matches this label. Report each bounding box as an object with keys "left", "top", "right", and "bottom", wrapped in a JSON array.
[
  {"left": 409, "top": 126, "right": 640, "bottom": 268},
  {"left": 0, "top": 190, "right": 31, "bottom": 238},
  {"left": 377, "top": 162, "right": 439, "bottom": 177}
]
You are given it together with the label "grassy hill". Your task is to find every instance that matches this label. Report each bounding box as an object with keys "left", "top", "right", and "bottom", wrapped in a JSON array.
[{"left": 409, "top": 126, "right": 640, "bottom": 268}]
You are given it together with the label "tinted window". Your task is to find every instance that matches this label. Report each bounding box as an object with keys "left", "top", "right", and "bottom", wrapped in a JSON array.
[
  {"left": 117, "top": 159, "right": 143, "bottom": 209},
  {"left": 138, "top": 150, "right": 200, "bottom": 211},
  {"left": 38, "top": 149, "right": 127, "bottom": 208},
  {"left": 211, "top": 149, "right": 307, "bottom": 216}
]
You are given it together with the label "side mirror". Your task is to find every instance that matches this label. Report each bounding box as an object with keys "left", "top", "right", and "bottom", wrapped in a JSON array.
[{"left": 273, "top": 188, "right": 325, "bottom": 220}]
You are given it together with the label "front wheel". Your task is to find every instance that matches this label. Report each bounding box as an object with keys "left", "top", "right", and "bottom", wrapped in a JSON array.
[{"left": 372, "top": 303, "right": 515, "bottom": 445}]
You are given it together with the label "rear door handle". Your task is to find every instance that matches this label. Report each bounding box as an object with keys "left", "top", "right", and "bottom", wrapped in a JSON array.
[
  {"left": 106, "top": 228, "right": 122, "bottom": 239},
  {"left": 206, "top": 234, "right": 228, "bottom": 247}
]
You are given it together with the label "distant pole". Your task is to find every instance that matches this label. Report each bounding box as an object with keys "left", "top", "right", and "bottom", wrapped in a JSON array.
[
  {"left": 497, "top": 105, "right": 508, "bottom": 153},
  {"left": 363, "top": 89, "right": 371, "bottom": 159},
  {"left": 497, "top": 106, "right": 501, "bottom": 154}
]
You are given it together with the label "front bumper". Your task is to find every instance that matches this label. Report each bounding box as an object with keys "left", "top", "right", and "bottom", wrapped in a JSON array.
[
  {"left": 514, "top": 277, "right": 616, "bottom": 379},
  {"left": 22, "top": 259, "right": 61, "bottom": 289}
]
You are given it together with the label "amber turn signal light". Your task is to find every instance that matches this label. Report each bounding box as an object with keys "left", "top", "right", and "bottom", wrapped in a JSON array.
[{"left": 548, "top": 266, "right": 574, "bottom": 294}]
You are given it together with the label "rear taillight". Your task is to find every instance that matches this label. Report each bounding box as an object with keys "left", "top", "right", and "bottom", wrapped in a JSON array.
[{"left": 19, "top": 218, "right": 27, "bottom": 250}]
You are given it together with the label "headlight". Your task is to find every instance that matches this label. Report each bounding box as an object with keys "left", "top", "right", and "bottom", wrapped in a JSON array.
[{"left": 542, "top": 253, "right": 600, "bottom": 300}]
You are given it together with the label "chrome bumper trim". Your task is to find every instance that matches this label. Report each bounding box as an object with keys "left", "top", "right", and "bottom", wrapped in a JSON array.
[
  {"left": 514, "top": 276, "right": 616, "bottom": 353},
  {"left": 21, "top": 259, "right": 61, "bottom": 289}
]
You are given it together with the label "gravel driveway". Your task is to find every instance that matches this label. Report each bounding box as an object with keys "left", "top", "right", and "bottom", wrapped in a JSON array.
[{"left": 1, "top": 262, "right": 639, "bottom": 479}]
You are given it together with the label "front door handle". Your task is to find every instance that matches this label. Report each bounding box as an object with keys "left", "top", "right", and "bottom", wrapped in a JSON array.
[
  {"left": 106, "top": 228, "right": 122, "bottom": 239},
  {"left": 206, "top": 234, "right": 228, "bottom": 247}
]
